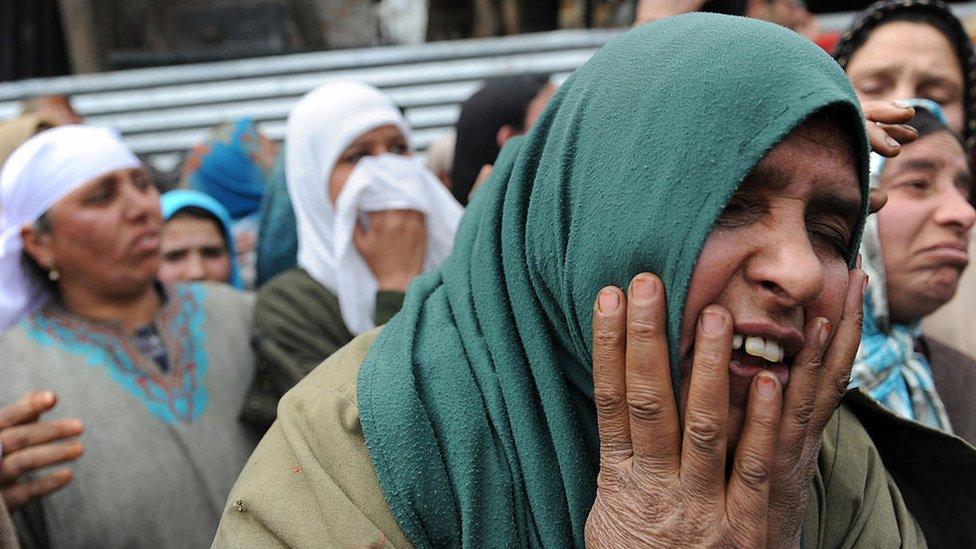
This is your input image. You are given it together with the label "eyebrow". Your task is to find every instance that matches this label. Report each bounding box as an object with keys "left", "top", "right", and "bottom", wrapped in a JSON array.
[
  {"left": 854, "top": 63, "right": 960, "bottom": 80},
  {"left": 746, "top": 163, "right": 862, "bottom": 225},
  {"left": 890, "top": 158, "right": 941, "bottom": 173},
  {"left": 743, "top": 162, "right": 792, "bottom": 192},
  {"left": 807, "top": 192, "right": 862, "bottom": 228}
]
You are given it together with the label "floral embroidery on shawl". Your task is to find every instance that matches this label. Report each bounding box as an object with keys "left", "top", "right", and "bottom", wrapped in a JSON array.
[{"left": 26, "top": 285, "right": 210, "bottom": 424}]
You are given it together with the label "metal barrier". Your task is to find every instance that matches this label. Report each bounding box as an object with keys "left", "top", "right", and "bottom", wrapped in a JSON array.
[
  {"left": 7, "top": 0, "right": 975, "bottom": 170},
  {"left": 0, "top": 29, "right": 621, "bottom": 169}
]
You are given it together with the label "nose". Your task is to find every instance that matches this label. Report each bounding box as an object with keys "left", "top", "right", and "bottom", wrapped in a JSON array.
[
  {"left": 890, "top": 80, "right": 917, "bottom": 105},
  {"left": 934, "top": 187, "right": 976, "bottom": 233},
  {"left": 745, "top": 225, "right": 826, "bottom": 308},
  {"left": 184, "top": 253, "right": 207, "bottom": 281},
  {"left": 122, "top": 178, "right": 160, "bottom": 222}
]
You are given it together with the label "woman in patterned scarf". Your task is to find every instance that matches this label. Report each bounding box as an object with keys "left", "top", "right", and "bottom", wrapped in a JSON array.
[{"left": 851, "top": 100, "right": 976, "bottom": 445}]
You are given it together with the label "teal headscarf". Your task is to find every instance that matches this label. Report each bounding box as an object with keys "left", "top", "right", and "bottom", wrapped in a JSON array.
[
  {"left": 359, "top": 14, "right": 869, "bottom": 548},
  {"left": 160, "top": 189, "right": 244, "bottom": 289}
]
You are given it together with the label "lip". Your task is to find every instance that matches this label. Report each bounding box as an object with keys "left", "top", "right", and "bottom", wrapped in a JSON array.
[
  {"left": 129, "top": 229, "right": 161, "bottom": 254},
  {"left": 918, "top": 243, "right": 969, "bottom": 266},
  {"left": 730, "top": 352, "right": 790, "bottom": 386}
]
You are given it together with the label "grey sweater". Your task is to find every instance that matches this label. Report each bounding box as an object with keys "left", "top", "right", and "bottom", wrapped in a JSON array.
[{"left": 0, "top": 283, "right": 258, "bottom": 549}]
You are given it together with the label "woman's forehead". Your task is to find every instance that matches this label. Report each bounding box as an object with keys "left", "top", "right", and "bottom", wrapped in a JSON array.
[
  {"left": 747, "top": 121, "right": 861, "bottom": 202},
  {"left": 59, "top": 167, "right": 148, "bottom": 201}
]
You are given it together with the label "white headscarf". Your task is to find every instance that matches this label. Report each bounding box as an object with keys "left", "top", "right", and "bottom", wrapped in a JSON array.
[
  {"left": 0, "top": 125, "right": 141, "bottom": 332},
  {"left": 285, "top": 81, "right": 462, "bottom": 334}
]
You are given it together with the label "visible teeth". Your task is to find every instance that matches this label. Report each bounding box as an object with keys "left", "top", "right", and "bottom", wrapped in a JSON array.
[
  {"left": 744, "top": 336, "right": 765, "bottom": 357},
  {"left": 740, "top": 335, "right": 784, "bottom": 364},
  {"left": 763, "top": 340, "right": 784, "bottom": 364}
]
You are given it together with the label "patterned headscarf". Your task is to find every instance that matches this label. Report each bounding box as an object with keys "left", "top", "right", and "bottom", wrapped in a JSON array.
[
  {"left": 850, "top": 99, "right": 955, "bottom": 432},
  {"left": 833, "top": 0, "right": 976, "bottom": 149}
]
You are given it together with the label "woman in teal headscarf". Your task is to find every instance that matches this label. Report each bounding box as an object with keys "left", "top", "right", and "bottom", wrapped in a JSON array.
[
  {"left": 159, "top": 189, "right": 244, "bottom": 289},
  {"left": 214, "top": 14, "right": 976, "bottom": 548},
  {"left": 182, "top": 117, "right": 280, "bottom": 288}
]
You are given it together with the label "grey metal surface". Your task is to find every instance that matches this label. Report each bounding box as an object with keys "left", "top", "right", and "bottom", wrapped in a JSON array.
[{"left": 0, "top": 29, "right": 616, "bottom": 167}]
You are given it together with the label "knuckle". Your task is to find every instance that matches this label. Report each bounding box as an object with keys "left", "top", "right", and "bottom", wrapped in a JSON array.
[
  {"left": 594, "top": 387, "right": 627, "bottom": 414},
  {"left": 6, "top": 428, "right": 30, "bottom": 451},
  {"left": 786, "top": 396, "right": 815, "bottom": 430},
  {"left": 800, "top": 353, "right": 825, "bottom": 374},
  {"left": 6, "top": 490, "right": 29, "bottom": 510},
  {"left": 625, "top": 391, "right": 669, "bottom": 422},
  {"left": 684, "top": 417, "right": 722, "bottom": 451},
  {"left": 1, "top": 456, "right": 24, "bottom": 478},
  {"left": 831, "top": 371, "right": 852, "bottom": 400},
  {"left": 592, "top": 326, "right": 622, "bottom": 350},
  {"left": 626, "top": 317, "right": 662, "bottom": 340},
  {"left": 693, "top": 348, "right": 724, "bottom": 372},
  {"left": 734, "top": 451, "right": 772, "bottom": 488},
  {"left": 748, "top": 408, "right": 779, "bottom": 434}
]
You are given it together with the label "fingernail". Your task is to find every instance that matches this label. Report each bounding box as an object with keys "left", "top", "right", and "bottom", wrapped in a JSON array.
[
  {"left": 819, "top": 319, "right": 832, "bottom": 347},
  {"left": 598, "top": 288, "right": 619, "bottom": 313},
  {"left": 631, "top": 275, "right": 657, "bottom": 303},
  {"left": 756, "top": 373, "right": 777, "bottom": 398},
  {"left": 862, "top": 274, "right": 870, "bottom": 295},
  {"left": 885, "top": 136, "right": 900, "bottom": 148},
  {"left": 856, "top": 253, "right": 862, "bottom": 269},
  {"left": 893, "top": 100, "right": 913, "bottom": 109},
  {"left": 701, "top": 308, "right": 725, "bottom": 336}
]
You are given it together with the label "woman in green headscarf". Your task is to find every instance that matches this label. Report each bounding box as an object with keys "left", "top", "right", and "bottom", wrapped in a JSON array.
[{"left": 214, "top": 13, "right": 976, "bottom": 548}]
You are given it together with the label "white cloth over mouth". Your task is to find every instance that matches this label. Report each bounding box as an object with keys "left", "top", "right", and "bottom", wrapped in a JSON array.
[{"left": 334, "top": 153, "right": 462, "bottom": 335}]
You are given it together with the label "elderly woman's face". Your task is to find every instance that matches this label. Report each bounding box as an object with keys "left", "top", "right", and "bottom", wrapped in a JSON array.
[
  {"left": 36, "top": 167, "right": 162, "bottom": 295},
  {"left": 878, "top": 131, "right": 975, "bottom": 323},
  {"left": 328, "top": 124, "right": 409, "bottom": 205},
  {"left": 678, "top": 119, "right": 861, "bottom": 448},
  {"left": 845, "top": 21, "right": 965, "bottom": 134}
]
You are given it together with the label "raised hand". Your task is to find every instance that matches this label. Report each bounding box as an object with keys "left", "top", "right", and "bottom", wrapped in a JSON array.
[
  {"left": 586, "top": 273, "right": 782, "bottom": 547},
  {"left": 0, "top": 391, "right": 84, "bottom": 511},
  {"left": 864, "top": 100, "right": 918, "bottom": 157},
  {"left": 585, "top": 269, "right": 866, "bottom": 547},
  {"left": 354, "top": 209, "right": 427, "bottom": 293}
]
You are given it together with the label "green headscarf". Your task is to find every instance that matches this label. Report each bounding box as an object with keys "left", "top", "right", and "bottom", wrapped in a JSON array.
[{"left": 359, "top": 13, "right": 869, "bottom": 548}]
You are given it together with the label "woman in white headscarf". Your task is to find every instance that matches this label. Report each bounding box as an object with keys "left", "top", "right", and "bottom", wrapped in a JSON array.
[
  {"left": 0, "top": 125, "right": 258, "bottom": 548},
  {"left": 241, "top": 81, "right": 462, "bottom": 430}
]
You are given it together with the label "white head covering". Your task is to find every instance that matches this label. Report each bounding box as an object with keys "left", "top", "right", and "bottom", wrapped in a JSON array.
[
  {"left": 0, "top": 125, "right": 141, "bottom": 331},
  {"left": 285, "top": 81, "right": 462, "bottom": 334}
]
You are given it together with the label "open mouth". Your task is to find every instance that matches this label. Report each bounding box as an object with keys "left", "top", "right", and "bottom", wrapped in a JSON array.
[
  {"left": 729, "top": 333, "right": 791, "bottom": 385},
  {"left": 732, "top": 334, "right": 784, "bottom": 364}
]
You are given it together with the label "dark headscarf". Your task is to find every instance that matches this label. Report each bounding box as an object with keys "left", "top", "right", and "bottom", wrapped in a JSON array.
[
  {"left": 833, "top": 0, "right": 976, "bottom": 148},
  {"left": 450, "top": 74, "right": 550, "bottom": 205}
]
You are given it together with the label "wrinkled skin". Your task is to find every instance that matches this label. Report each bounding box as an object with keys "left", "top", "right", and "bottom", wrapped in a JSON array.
[{"left": 585, "top": 105, "right": 914, "bottom": 547}]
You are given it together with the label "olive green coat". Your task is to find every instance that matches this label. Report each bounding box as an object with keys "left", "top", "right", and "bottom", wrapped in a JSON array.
[
  {"left": 214, "top": 330, "right": 976, "bottom": 548},
  {"left": 240, "top": 268, "right": 404, "bottom": 430}
]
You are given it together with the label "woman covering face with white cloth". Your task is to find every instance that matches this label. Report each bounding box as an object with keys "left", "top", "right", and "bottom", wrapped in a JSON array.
[{"left": 243, "top": 81, "right": 462, "bottom": 430}]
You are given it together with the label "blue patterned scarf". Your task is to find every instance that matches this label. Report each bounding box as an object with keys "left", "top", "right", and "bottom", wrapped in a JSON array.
[{"left": 850, "top": 145, "right": 953, "bottom": 432}]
